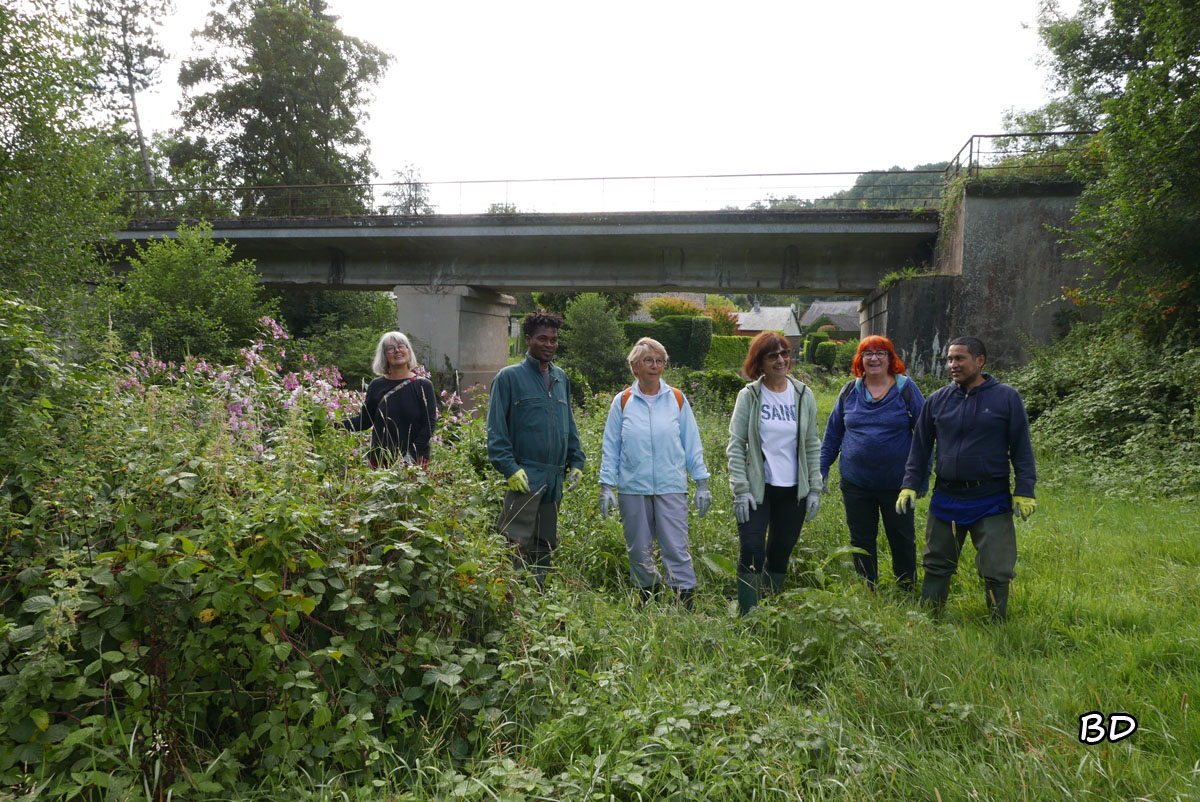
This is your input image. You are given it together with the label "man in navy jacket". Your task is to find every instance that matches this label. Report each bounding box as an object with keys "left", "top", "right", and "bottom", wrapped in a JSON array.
[{"left": 897, "top": 337, "right": 1037, "bottom": 620}]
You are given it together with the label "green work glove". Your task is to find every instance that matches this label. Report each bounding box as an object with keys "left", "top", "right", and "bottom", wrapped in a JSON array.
[
  {"left": 896, "top": 488, "right": 917, "bottom": 515},
  {"left": 507, "top": 468, "right": 530, "bottom": 494},
  {"left": 567, "top": 467, "right": 583, "bottom": 491},
  {"left": 1013, "top": 495, "right": 1037, "bottom": 521}
]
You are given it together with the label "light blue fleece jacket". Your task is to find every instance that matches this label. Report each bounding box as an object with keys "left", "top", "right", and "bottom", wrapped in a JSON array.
[{"left": 599, "top": 381, "right": 709, "bottom": 495}]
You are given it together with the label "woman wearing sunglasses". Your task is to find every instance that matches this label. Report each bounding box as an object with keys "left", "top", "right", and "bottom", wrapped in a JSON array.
[{"left": 726, "top": 332, "right": 823, "bottom": 615}]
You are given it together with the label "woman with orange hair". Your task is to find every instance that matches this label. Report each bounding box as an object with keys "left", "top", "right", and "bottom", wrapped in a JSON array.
[{"left": 820, "top": 335, "right": 926, "bottom": 591}]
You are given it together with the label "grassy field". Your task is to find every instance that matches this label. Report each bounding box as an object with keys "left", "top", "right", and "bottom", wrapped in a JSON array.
[{"left": 362, "top": 383, "right": 1200, "bottom": 801}]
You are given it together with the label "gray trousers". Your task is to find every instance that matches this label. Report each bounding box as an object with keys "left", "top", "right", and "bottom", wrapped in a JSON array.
[
  {"left": 497, "top": 489, "right": 558, "bottom": 567},
  {"left": 618, "top": 493, "right": 695, "bottom": 590},
  {"left": 923, "top": 512, "right": 1017, "bottom": 583}
]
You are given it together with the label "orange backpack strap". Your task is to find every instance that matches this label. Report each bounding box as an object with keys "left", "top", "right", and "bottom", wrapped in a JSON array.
[{"left": 621, "top": 386, "right": 684, "bottom": 411}]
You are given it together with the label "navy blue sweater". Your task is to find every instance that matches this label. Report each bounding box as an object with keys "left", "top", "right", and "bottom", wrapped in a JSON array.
[
  {"left": 902, "top": 374, "right": 1036, "bottom": 498},
  {"left": 821, "top": 377, "right": 926, "bottom": 492}
]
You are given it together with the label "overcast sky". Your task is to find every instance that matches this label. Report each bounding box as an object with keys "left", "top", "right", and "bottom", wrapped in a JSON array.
[{"left": 140, "top": 0, "right": 1076, "bottom": 210}]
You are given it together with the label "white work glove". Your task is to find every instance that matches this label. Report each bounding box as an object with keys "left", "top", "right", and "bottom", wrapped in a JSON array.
[
  {"left": 599, "top": 485, "right": 617, "bottom": 519},
  {"left": 693, "top": 479, "right": 712, "bottom": 518},
  {"left": 733, "top": 492, "right": 757, "bottom": 525},
  {"left": 804, "top": 491, "right": 821, "bottom": 522}
]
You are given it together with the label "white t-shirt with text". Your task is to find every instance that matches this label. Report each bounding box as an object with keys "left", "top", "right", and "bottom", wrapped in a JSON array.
[{"left": 760, "top": 382, "right": 798, "bottom": 487}]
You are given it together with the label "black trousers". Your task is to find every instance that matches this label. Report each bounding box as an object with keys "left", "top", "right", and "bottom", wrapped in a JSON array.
[
  {"left": 840, "top": 479, "right": 916, "bottom": 589},
  {"left": 737, "top": 484, "right": 804, "bottom": 575}
]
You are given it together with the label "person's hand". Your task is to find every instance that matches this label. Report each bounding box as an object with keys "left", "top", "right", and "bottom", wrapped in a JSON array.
[
  {"left": 733, "top": 492, "right": 757, "bottom": 524},
  {"left": 599, "top": 485, "right": 617, "bottom": 519},
  {"left": 896, "top": 488, "right": 917, "bottom": 515},
  {"left": 804, "top": 491, "right": 820, "bottom": 522},
  {"left": 693, "top": 479, "right": 712, "bottom": 518},
  {"left": 567, "top": 467, "right": 583, "bottom": 491},
  {"left": 1013, "top": 495, "right": 1037, "bottom": 521},
  {"left": 507, "top": 469, "right": 530, "bottom": 494}
]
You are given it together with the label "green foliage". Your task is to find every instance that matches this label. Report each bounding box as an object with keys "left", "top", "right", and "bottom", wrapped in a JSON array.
[
  {"left": 620, "top": 317, "right": 710, "bottom": 370},
  {"left": 835, "top": 339, "right": 859, "bottom": 372},
  {"left": 704, "top": 335, "right": 753, "bottom": 371},
  {"left": 646, "top": 295, "right": 702, "bottom": 321},
  {"left": 533, "top": 291, "right": 641, "bottom": 321},
  {"left": 814, "top": 341, "right": 838, "bottom": 370},
  {"left": 0, "top": 1, "right": 124, "bottom": 319},
  {"left": 686, "top": 315, "right": 712, "bottom": 370},
  {"left": 1010, "top": 318, "right": 1200, "bottom": 496},
  {"left": 1018, "top": 0, "right": 1200, "bottom": 348},
  {"left": 805, "top": 315, "right": 833, "bottom": 333},
  {"left": 813, "top": 163, "right": 948, "bottom": 210},
  {"left": 103, "top": 223, "right": 278, "bottom": 363},
  {"left": 272, "top": 288, "right": 395, "bottom": 389},
  {"left": 670, "top": 367, "right": 745, "bottom": 408},
  {"left": 559, "top": 293, "right": 628, "bottom": 391},
  {"left": 0, "top": 313, "right": 517, "bottom": 795},
  {"left": 804, "top": 331, "right": 830, "bottom": 363},
  {"left": 703, "top": 304, "right": 739, "bottom": 336},
  {"left": 176, "top": 0, "right": 391, "bottom": 211}
]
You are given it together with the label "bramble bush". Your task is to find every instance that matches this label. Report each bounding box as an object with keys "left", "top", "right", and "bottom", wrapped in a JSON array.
[{"left": 0, "top": 305, "right": 524, "bottom": 797}]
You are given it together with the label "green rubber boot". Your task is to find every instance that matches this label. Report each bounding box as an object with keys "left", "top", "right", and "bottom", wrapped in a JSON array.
[
  {"left": 677, "top": 587, "right": 695, "bottom": 612},
  {"left": 986, "top": 581, "right": 1010, "bottom": 622},
  {"left": 736, "top": 570, "right": 760, "bottom": 616},
  {"left": 920, "top": 574, "right": 951, "bottom": 614},
  {"left": 763, "top": 570, "right": 787, "bottom": 597}
]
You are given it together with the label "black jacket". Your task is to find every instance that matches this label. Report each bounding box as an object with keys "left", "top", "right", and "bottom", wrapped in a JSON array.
[
  {"left": 903, "top": 374, "right": 1036, "bottom": 498},
  {"left": 341, "top": 376, "right": 438, "bottom": 464}
]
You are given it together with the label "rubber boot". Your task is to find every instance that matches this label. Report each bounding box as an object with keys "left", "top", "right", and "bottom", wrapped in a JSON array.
[
  {"left": 736, "top": 569, "right": 760, "bottom": 616},
  {"left": 635, "top": 584, "right": 657, "bottom": 608},
  {"left": 763, "top": 570, "right": 787, "bottom": 597},
  {"left": 920, "top": 573, "right": 951, "bottom": 614},
  {"left": 985, "top": 581, "right": 1010, "bottom": 622},
  {"left": 677, "top": 587, "right": 695, "bottom": 612}
]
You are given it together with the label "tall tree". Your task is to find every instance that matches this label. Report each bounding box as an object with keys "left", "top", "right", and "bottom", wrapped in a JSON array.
[
  {"left": 0, "top": 1, "right": 123, "bottom": 315},
  {"left": 1021, "top": 0, "right": 1200, "bottom": 347},
  {"left": 85, "top": 0, "right": 174, "bottom": 189},
  {"left": 176, "top": 0, "right": 391, "bottom": 214}
]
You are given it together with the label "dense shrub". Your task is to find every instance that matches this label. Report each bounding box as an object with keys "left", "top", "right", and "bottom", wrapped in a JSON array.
[
  {"left": 620, "top": 317, "right": 711, "bottom": 369},
  {"left": 1011, "top": 318, "right": 1200, "bottom": 496},
  {"left": 0, "top": 313, "right": 519, "bottom": 795},
  {"left": 672, "top": 367, "right": 746, "bottom": 409},
  {"left": 835, "top": 339, "right": 860, "bottom": 371},
  {"left": 686, "top": 315, "right": 712, "bottom": 369},
  {"left": 560, "top": 293, "right": 628, "bottom": 390},
  {"left": 704, "top": 335, "right": 753, "bottom": 370},
  {"left": 814, "top": 341, "right": 838, "bottom": 369},
  {"left": 703, "top": 305, "right": 738, "bottom": 336},
  {"left": 804, "top": 331, "right": 830, "bottom": 363},
  {"left": 101, "top": 223, "right": 278, "bottom": 364},
  {"left": 646, "top": 295, "right": 702, "bottom": 320}
]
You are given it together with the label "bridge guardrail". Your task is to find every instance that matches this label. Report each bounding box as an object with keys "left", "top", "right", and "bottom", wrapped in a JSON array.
[{"left": 945, "top": 131, "right": 1098, "bottom": 182}]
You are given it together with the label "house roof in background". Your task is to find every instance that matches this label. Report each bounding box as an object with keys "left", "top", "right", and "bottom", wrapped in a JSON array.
[
  {"left": 799, "top": 300, "right": 860, "bottom": 330},
  {"left": 736, "top": 306, "right": 801, "bottom": 336}
]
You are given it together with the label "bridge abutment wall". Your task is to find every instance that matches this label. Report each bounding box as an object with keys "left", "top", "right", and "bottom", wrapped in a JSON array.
[
  {"left": 862, "top": 184, "right": 1090, "bottom": 373},
  {"left": 393, "top": 286, "right": 515, "bottom": 394}
]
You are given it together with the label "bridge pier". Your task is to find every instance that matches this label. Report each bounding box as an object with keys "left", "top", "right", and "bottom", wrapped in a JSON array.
[{"left": 393, "top": 285, "right": 515, "bottom": 394}]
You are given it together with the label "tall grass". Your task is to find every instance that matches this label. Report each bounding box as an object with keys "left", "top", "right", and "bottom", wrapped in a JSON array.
[{"left": 359, "top": 383, "right": 1200, "bottom": 801}]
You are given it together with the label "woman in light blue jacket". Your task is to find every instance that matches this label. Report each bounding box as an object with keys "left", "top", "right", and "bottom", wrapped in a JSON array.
[{"left": 599, "top": 337, "right": 710, "bottom": 608}]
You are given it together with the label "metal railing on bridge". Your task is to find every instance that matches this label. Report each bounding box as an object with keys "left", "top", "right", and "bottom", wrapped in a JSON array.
[{"left": 945, "top": 131, "right": 1097, "bottom": 181}]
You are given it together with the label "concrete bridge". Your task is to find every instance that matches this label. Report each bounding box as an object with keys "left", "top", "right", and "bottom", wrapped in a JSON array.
[{"left": 117, "top": 208, "right": 939, "bottom": 386}]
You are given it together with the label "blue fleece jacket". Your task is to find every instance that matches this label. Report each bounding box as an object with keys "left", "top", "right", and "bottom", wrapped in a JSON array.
[
  {"left": 821, "top": 376, "right": 926, "bottom": 492},
  {"left": 599, "top": 381, "right": 709, "bottom": 495},
  {"left": 902, "top": 374, "right": 1037, "bottom": 498}
]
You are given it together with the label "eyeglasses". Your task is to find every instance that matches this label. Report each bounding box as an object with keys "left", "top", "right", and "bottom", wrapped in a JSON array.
[
  {"left": 640, "top": 357, "right": 666, "bottom": 367},
  {"left": 384, "top": 344, "right": 407, "bottom": 353},
  {"left": 764, "top": 350, "right": 791, "bottom": 361},
  {"left": 861, "top": 350, "right": 889, "bottom": 360}
]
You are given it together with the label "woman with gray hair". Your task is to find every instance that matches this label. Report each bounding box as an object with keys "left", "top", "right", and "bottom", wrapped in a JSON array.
[
  {"left": 599, "top": 337, "right": 711, "bottom": 609},
  {"left": 340, "top": 331, "right": 438, "bottom": 468}
]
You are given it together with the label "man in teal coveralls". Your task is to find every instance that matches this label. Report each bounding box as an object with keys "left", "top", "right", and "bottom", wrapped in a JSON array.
[{"left": 487, "top": 310, "right": 586, "bottom": 589}]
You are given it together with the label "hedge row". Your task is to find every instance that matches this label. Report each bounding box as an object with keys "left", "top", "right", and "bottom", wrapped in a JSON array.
[
  {"left": 704, "top": 335, "right": 753, "bottom": 370},
  {"left": 621, "top": 316, "right": 712, "bottom": 369}
]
